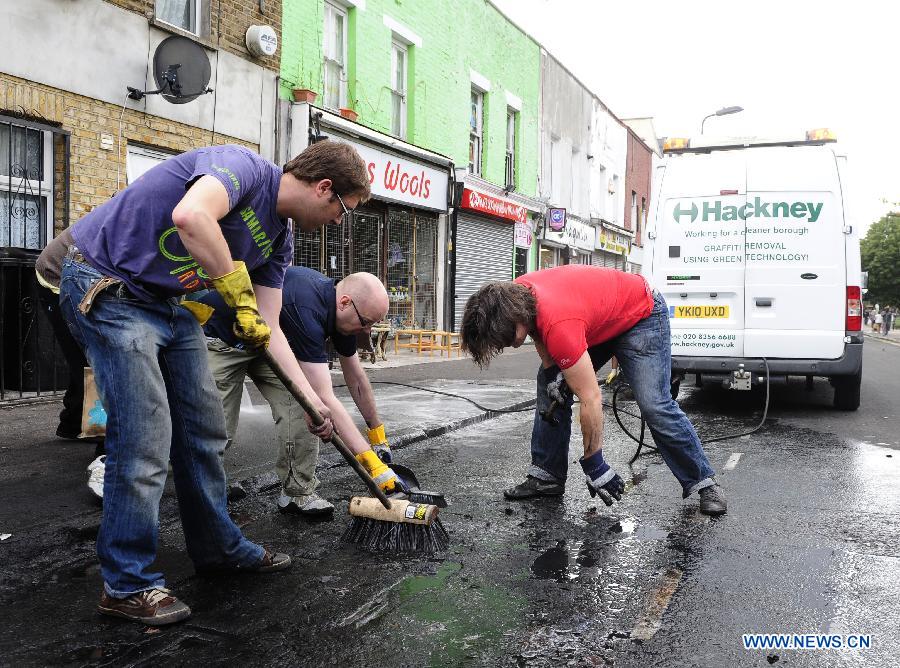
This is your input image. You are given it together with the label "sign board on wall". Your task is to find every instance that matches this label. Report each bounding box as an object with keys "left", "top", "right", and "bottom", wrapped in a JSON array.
[
  {"left": 514, "top": 221, "right": 533, "bottom": 248},
  {"left": 545, "top": 217, "right": 594, "bottom": 251},
  {"left": 333, "top": 138, "right": 449, "bottom": 211},
  {"left": 547, "top": 208, "right": 566, "bottom": 232},
  {"left": 460, "top": 188, "right": 528, "bottom": 224},
  {"left": 596, "top": 227, "right": 632, "bottom": 255}
]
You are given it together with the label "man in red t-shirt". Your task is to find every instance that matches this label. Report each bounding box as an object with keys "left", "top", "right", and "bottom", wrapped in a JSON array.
[{"left": 460, "top": 265, "right": 726, "bottom": 516}]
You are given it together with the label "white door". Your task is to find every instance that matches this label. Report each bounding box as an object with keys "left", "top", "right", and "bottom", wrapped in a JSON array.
[
  {"left": 653, "top": 151, "right": 747, "bottom": 358},
  {"left": 744, "top": 146, "right": 845, "bottom": 358}
]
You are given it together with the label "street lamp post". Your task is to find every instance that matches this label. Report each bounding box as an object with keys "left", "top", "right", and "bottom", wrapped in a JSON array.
[{"left": 701, "top": 106, "right": 744, "bottom": 134}]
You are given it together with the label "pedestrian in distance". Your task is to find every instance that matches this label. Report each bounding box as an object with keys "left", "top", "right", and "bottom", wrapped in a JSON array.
[
  {"left": 874, "top": 309, "right": 884, "bottom": 334},
  {"left": 199, "top": 266, "right": 399, "bottom": 518},
  {"left": 460, "top": 265, "right": 727, "bottom": 516},
  {"left": 35, "top": 140, "right": 372, "bottom": 626}
]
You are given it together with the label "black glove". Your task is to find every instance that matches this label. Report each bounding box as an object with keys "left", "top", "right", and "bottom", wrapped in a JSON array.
[
  {"left": 580, "top": 449, "right": 625, "bottom": 506},
  {"left": 543, "top": 367, "right": 571, "bottom": 405}
]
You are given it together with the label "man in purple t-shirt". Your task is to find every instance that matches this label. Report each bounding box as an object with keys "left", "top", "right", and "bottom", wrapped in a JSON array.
[{"left": 37, "top": 140, "right": 376, "bottom": 626}]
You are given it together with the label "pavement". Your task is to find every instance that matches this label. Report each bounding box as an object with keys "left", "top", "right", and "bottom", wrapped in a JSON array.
[
  {"left": 864, "top": 327, "right": 900, "bottom": 347},
  {"left": 2, "top": 341, "right": 899, "bottom": 666}
]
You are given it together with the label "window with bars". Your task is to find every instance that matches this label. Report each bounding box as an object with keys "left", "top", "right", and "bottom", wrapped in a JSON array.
[
  {"left": 0, "top": 122, "right": 54, "bottom": 249},
  {"left": 391, "top": 41, "right": 408, "bottom": 139},
  {"left": 469, "top": 89, "right": 483, "bottom": 175},
  {"left": 323, "top": 2, "right": 348, "bottom": 110},
  {"left": 505, "top": 108, "right": 517, "bottom": 189}
]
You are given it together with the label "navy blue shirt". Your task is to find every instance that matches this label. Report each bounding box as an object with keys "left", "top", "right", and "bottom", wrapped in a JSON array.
[{"left": 201, "top": 266, "right": 357, "bottom": 362}]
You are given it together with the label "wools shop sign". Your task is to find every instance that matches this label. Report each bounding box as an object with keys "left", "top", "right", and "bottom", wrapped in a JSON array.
[{"left": 343, "top": 140, "right": 449, "bottom": 212}]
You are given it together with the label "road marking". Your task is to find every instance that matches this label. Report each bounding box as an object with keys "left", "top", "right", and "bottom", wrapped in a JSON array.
[
  {"left": 723, "top": 452, "right": 743, "bottom": 471},
  {"left": 631, "top": 567, "right": 683, "bottom": 641}
]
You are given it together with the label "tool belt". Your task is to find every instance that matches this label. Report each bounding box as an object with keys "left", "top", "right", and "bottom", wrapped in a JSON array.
[{"left": 67, "top": 245, "right": 139, "bottom": 315}]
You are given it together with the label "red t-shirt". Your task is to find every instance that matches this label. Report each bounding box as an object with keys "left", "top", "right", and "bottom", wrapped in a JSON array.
[{"left": 515, "top": 266, "right": 653, "bottom": 370}]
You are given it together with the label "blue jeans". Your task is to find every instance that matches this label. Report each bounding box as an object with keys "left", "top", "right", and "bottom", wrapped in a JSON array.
[
  {"left": 59, "top": 258, "right": 264, "bottom": 597},
  {"left": 529, "top": 292, "right": 716, "bottom": 498}
]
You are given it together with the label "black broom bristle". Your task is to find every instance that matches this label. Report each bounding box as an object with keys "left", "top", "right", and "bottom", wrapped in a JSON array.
[{"left": 342, "top": 516, "right": 450, "bottom": 553}]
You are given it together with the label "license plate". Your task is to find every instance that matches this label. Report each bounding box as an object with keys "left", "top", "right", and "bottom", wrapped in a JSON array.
[{"left": 670, "top": 305, "right": 730, "bottom": 318}]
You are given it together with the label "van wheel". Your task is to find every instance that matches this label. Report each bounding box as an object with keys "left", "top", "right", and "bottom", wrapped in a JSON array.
[{"left": 832, "top": 372, "right": 861, "bottom": 411}]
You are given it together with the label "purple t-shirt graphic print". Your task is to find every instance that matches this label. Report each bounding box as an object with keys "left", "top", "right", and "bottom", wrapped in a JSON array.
[{"left": 70, "top": 145, "right": 292, "bottom": 300}]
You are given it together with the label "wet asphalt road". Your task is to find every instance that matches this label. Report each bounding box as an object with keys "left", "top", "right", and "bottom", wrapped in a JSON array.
[{"left": 1, "top": 340, "right": 898, "bottom": 667}]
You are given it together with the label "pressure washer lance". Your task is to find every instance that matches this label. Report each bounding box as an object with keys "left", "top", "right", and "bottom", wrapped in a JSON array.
[{"left": 263, "top": 350, "right": 448, "bottom": 553}]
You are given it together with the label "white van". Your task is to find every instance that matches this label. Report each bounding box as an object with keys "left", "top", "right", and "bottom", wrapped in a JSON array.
[{"left": 642, "top": 130, "right": 863, "bottom": 410}]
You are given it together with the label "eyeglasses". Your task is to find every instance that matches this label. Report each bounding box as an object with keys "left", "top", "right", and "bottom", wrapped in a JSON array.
[
  {"left": 349, "top": 299, "right": 374, "bottom": 328},
  {"left": 334, "top": 191, "right": 354, "bottom": 221}
]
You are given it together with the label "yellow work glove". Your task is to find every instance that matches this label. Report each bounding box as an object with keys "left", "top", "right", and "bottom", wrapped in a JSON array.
[
  {"left": 355, "top": 449, "right": 407, "bottom": 495},
  {"left": 210, "top": 261, "right": 271, "bottom": 349},
  {"left": 367, "top": 423, "right": 391, "bottom": 463},
  {"left": 180, "top": 300, "right": 215, "bottom": 326},
  {"left": 604, "top": 367, "right": 620, "bottom": 385}
]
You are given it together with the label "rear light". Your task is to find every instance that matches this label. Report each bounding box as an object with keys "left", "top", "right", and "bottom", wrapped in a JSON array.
[{"left": 846, "top": 286, "right": 861, "bottom": 331}]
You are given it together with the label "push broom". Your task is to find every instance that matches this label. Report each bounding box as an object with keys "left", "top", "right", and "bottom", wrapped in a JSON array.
[{"left": 263, "top": 350, "right": 449, "bottom": 553}]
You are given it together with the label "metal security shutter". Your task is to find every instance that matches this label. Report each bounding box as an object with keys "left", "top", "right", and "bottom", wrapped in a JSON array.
[
  {"left": 593, "top": 250, "right": 623, "bottom": 269},
  {"left": 454, "top": 213, "right": 514, "bottom": 331}
]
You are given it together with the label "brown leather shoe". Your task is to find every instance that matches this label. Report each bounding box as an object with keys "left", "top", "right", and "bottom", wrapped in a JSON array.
[
  {"left": 97, "top": 588, "right": 191, "bottom": 626},
  {"left": 195, "top": 548, "right": 292, "bottom": 576}
]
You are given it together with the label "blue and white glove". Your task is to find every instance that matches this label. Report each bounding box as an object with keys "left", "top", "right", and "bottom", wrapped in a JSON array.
[{"left": 580, "top": 449, "right": 625, "bottom": 506}]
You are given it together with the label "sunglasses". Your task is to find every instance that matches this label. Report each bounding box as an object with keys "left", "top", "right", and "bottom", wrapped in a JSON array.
[{"left": 349, "top": 299, "right": 375, "bottom": 328}]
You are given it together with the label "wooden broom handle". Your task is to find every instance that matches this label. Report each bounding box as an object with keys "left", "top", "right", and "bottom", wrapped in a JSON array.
[{"left": 263, "top": 349, "right": 391, "bottom": 509}]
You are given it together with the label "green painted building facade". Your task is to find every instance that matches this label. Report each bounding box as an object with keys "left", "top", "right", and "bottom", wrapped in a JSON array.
[
  {"left": 280, "top": 0, "right": 544, "bottom": 330},
  {"left": 280, "top": 0, "right": 540, "bottom": 197}
]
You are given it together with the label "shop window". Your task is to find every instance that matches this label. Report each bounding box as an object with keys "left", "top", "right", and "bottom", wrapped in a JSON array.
[
  {"left": 505, "top": 108, "right": 517, "bottom": 190},
  {"left": 514, "top": 246, "right": 528, "bottom": 278},
  {"left": 351, "top": 210, "right": 382, "bottom": 277},
  {"left": 469, "top": 89, "right": 483, "bottom": 176},
  {"left": 323, "top": 2, "right": 348, "bottom": 110},
  {"left": 386, "top": 208, "right": 436, "bottom": 329},
  {"left": 156, "top": 0, "right": 203, "bottom": 35},
  {"left": 0, "top": 122, "right": 54, "bottom": 249},
  {"left": 391, "top": 41, "right": 408, "bottom": 139},
  {"left": 539, "top": 246, "right": 556, "bottom": 270}
]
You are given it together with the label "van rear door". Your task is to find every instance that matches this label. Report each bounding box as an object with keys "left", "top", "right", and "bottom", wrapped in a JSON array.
[
  {"left": 654, "top": 151, "right": 746, "bottom": 358},
  {"left": 744, "top": 146, "right": 845, "bottom": 359}
]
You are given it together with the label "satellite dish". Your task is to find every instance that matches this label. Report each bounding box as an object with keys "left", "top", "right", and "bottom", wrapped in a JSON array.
[
  {"left": 153, "top": 35, "right": 212, "bottom": 104},
  {"left": 128, "top": 35, "right": 212, "bottom": 104}
]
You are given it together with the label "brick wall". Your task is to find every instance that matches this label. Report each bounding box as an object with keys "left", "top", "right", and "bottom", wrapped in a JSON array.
[
  {"left": 0, "top": 74, "right": 252, "bottom": 234},
  {"left": 105, "top": 0, "right": 282, "bottom": 72},
  {"left": 624, "top": 128, "right": 651, "bottom": 246}
]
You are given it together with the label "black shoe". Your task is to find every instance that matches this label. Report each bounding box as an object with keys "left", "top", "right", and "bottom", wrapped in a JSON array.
[
  {"left": 55, "top": 425, "right": 81, "bottom": 441},
  {"left": 196, "top": 548, "right": 292, "bottom": 576},
  {"left": 698, "top": 484, "right": 727, "bottom": 516},
  {"left": 504, "top": 476, "right": 565, "bottom": 500},
  {"left": 226, "top": 482, "right": 247, "bottom": 503}
]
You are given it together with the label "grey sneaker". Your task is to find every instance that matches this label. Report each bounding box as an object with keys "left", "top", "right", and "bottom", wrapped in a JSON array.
[
  {"left": 278, "top": 492, "right": 334, "bottom": 518},
  {"left": 98, "top": 588, "right": 191, "bottom": 626},
  {"left": 698, "top": 484, "right": 727, "bottom": 516},
  {"left": 503, "top": 475, "right": 565, "bottom": 500}
]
